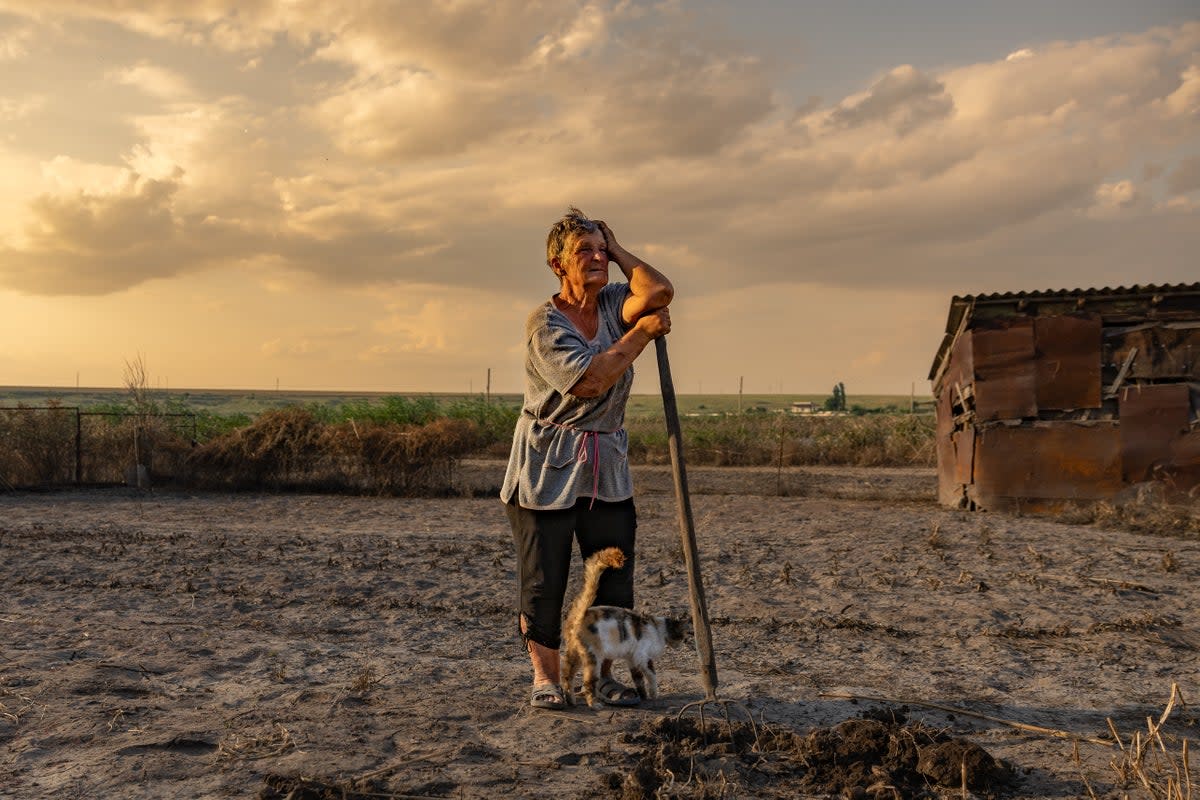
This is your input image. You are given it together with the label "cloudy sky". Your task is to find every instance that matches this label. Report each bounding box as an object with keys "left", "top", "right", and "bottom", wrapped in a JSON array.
[{"left": 1, "top": 1, "right": 1197, "bottom": 397}]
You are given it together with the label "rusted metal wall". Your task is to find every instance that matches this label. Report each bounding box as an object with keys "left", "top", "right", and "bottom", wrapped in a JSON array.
[
  {"left": 1035, "top": 315, "right": 1102, "bottom": 410},
  {"left": 933, "top": 291, "right": 1200, "bottom": 509},
  {"left": 970, "top": 424, "right": 1122, "bottom": 508},
  {"left": 972, "top": 319, "right": 1037, "bottom": 421},
  {"left": 1119, "top": 384, "right": 1192, "bottom": 482}
]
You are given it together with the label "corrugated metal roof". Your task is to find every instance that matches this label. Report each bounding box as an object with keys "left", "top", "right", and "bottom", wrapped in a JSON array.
[
  {"left": 951, "top": 283, "right": 1200, "bottom": 304},
  {"left": 929, "top": 283, "right": 1200, "bottom": 387}
]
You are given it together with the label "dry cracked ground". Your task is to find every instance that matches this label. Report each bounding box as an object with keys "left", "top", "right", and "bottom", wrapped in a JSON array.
[{"left": 2, "top": 463, "right": 1198, "bottom": 798}]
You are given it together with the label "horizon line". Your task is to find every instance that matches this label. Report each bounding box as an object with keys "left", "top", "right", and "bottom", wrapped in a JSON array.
[{"left": 0, "top": 384, "right": 932, "bottom": 398}]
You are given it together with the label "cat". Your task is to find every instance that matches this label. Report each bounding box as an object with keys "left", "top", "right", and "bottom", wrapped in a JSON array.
[{"left": 560, "top": 546, "right": 688, "bottom": 707}]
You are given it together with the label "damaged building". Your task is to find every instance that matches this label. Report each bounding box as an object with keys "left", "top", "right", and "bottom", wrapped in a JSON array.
[{"left": 929, "top": 284, "right": 1200, "bottom": 510}]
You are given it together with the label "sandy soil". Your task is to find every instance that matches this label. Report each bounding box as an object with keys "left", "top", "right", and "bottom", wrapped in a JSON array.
[{"left": 2, "top": 462, "right": 1198, "bottom": 799}]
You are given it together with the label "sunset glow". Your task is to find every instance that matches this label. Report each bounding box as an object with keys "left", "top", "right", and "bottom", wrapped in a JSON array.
[{"left": 1, "top": 2, "right": 1196, "bottom": 394}]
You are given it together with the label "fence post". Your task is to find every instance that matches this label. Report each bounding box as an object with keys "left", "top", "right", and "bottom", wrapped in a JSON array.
[{"left": 75, "top": 408, "right": 82, "bottom": 484}]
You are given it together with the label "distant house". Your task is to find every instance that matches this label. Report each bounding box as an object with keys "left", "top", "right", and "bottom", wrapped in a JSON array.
[
  {"left": 790, "top": 401, "right": 816, "bottom": 414},
  {"left": 928, "top": 284, "right": 1200, "bottom": 510}
]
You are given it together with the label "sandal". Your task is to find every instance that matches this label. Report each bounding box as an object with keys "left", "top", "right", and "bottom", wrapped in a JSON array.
[
  {"left": 596, "top": 676, "right": 640, "bottom": 707},
  {"left": 530, "top": 683, "right": 567, "bottom": 711}
]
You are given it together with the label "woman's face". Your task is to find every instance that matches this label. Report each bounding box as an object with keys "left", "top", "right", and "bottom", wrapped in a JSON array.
[{"left": 556, "top": 230, "right": 609, "bottom": 292}]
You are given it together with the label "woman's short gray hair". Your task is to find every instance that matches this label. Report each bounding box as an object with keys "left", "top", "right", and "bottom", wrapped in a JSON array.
[{"left": 546, "top": 206, "right": 599, "bottom": 267}]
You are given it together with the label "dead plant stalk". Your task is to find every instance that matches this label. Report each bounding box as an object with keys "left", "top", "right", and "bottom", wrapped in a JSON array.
[{"left": 1107, "top": 683, "right": 1194, "bottom": 800}]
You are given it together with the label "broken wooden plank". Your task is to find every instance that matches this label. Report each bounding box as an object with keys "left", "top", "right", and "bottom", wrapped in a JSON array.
[{"left": 1103, "top": 347, "right": 1137, "bottom": 399}]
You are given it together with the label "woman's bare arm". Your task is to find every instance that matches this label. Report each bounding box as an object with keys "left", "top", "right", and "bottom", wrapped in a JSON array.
[
  {"left": 596, "top": 221, "right": 674, "bottom": 326},
  {"left": 568, "top": 309, "right": 670, "bottom": 398}
]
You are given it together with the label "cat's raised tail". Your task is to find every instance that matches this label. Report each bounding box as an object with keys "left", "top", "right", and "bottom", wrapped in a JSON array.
[
  {"left": 564, "top": 547, "right": 625, "bottom": 641},
  {"left": 561, "top": 547, "right": 625, "bottom": 705}
]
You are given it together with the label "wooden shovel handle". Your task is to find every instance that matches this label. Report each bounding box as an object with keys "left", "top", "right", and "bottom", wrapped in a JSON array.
[{"left": 655, "top": 337, "right": 719, "bottom": 700}]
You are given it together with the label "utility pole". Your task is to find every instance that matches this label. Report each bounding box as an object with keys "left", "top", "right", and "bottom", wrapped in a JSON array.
[
  {"left": 486, "top": 368, "right": 492, "bottom": 404},
  {"left": 738, "top": 376, "right": 743, "bottom": 413}
]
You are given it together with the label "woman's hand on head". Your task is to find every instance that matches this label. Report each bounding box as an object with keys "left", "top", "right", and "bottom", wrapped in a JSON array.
[
  {"left": 595, "top": 221, "right": 623, "bottom": 259},
  {"left": 635, "top": 308, "right": 671, "bottom": 339}
]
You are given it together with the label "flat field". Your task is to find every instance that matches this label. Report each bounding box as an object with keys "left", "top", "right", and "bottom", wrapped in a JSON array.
[
  {"left": 0, "top": 386, "right": 929, "bottom": 418},
  {"left": 2, "top": 463, "right": 1196, "bottom": 798}
]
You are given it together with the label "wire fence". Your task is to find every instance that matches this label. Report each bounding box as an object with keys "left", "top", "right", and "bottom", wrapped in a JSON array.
[{"left": 0, "top": 406, "right": 198, "bottom": 488}]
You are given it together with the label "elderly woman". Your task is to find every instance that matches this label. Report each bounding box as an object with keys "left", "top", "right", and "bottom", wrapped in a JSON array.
[{"left": 502, "top": 206, "right": 673, "bottom": 711}]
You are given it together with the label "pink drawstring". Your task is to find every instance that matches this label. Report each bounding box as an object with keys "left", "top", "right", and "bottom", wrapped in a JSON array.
[
  {"left": 542, "top": 421, "right": 613, "bottom": 509},
  {"left": 574, "top": 430, "right": 601, "bottom": 509}
]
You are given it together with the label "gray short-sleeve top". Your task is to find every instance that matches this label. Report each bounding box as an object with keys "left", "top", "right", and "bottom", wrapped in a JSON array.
[{"left": 501, "top": 282, "right": 635, "bottom": 510}]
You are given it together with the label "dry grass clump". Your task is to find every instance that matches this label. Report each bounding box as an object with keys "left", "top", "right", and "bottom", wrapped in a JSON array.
[
  {"left": 2, "top": 403, "right": 484, "bottom": 494},
  {"left": 332, "top": 416, "right": 482, "bottom": 495},
  {"left": 0, "top": 405, "right": 77, "bottom": 487},
  {"left": 184, "top": 408, "right": 482, "bottom": 495},
  {"left": 0, "top": 686, "right": 42, "bottom": 728},
  {"left": 1093, "top": 501, "right": 1200, "bottom": 539},
  {"left": 781, "top": 414, "right": 936, "bottom": 467},
  {"left": 626, "top": 413, "right": 936, "bottom": 468},
  {"left": 80, "top": 414, "right": 195, "bottom": 484},
  {"left": 1103, "top": 684, "right": 1195, "bottom": 800},
  {"left": 186, "top": 407, "right": 324, "bottom": 489},
  {"left": 215, "top": 722, "right": 296, "bottom": 762},
  {"left": 1055, "top": 496, "right": 1200, "bottom": 539}
]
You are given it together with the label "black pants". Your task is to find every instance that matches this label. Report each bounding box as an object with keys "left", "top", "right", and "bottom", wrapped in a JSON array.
[{"left": 505, "top": 497, "right": 636, "bottom": 650}]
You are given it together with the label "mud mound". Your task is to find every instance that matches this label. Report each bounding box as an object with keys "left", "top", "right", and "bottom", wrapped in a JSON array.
[{"left": 605, "top": 708, "right": 1014, "bottom": 799}]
